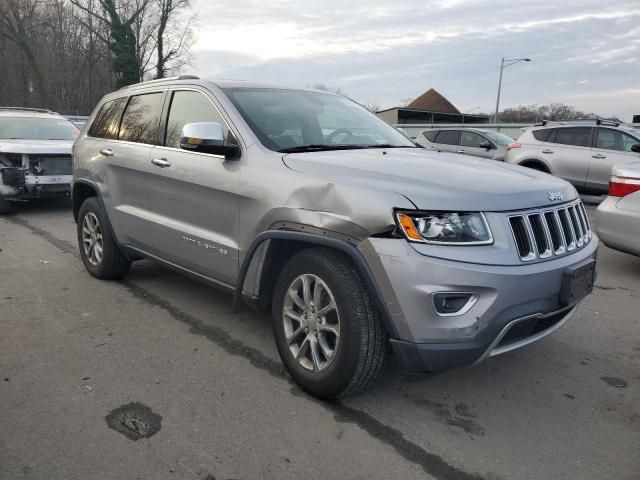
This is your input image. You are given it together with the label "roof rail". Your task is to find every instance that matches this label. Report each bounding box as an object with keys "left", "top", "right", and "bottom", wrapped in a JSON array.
[
  {"left": 0, "top": 106, "right": 57, "bottom": 114},
  {"left": 534, "top": 118, "right": 621, "bottom": 128},
  {"left": 119, "top": 74, "right": 201, "bottom": 90}
]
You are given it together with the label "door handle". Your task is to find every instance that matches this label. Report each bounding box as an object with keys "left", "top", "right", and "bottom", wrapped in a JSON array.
[
  {"left": 100, "top": 148, "right": 113, "bottom": 157},
  {"left": 541, "top": 149, "right": 554, "bottom": 154},
  {"left": 151, "top": 158, "right": 171, "bottom": 168},
  {"left": 592, "top": 154, "right": 606, "bottom": 159},
  {"left": 457, "top": 149, "right": 465, "bottom": 153}
]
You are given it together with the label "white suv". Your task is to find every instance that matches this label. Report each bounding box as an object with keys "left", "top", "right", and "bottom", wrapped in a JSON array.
[
  {"left": 0, "top": 107, "right": 79, "bottom": 213},
  {"left": 505, "top": 120, "right": 640, "bottom": 194}
]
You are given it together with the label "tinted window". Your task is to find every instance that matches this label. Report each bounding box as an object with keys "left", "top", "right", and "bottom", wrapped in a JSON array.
[
  {"left": 165, "top": 90, "right": 236, "bottom": 148},
  {"left": 460, "top": 131, "right": 486, "bottom": 147},
  {"left": 119, "top": 93, "right": 164, "bottom": 144},
  {"left": 596, "top": 128, "right": 638, "bottom": 152},
  {"left": 88, "top": 98, "right": 127, "bottom": 139},
  {"left": 422, "top": 130, "right": 438, "bottom": 142},
  {"left": 554, "top": 127, "right": 591, "bottom": 147},
  {"left": 532, "top": 128, "right": 553, "bottom": 142},
  {"left": 435, "top": 130, "right": 459, "bottom": 145},
  {"left": 484, "top": 131, "right": 514, "bottom": 145}
]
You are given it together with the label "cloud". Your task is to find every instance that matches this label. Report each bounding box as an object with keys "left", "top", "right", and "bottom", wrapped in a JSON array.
[{"left": 187, "top": 0, "right": 640, "bottom": 120}]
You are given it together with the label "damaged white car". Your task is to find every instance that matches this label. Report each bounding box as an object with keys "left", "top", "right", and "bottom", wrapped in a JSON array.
[{"left": 0, "top": 107, "right": 79, "bottom": 214}]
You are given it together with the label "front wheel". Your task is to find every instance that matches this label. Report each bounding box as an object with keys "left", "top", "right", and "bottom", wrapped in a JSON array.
[{"left": 272, "top": 247, "right": 387, "bottom": 399}]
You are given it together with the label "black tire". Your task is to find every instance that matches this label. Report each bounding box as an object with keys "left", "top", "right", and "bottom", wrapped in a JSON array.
[
  {"left": 272, "top": 247, "right": 387, "bottom": 399},
  {"left": 77, "top": 197, "right": 131, "bottom": 279},
  {"left": 0, "top": 197, "right": 12, "bottom": 215},
  {"left": 521, "top": 161, "right": 549, "bottom": 173}
]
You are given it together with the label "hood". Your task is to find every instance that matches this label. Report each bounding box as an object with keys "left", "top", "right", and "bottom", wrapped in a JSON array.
[
  {"left": 0, "top": 139, "right": 73, "bottom": 155},
  {"left": 282, "top": 148, "right": 577, "bottom": 211}
]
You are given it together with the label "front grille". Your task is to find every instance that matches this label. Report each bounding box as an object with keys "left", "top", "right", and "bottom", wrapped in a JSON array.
[{"left": 508, "top": 201, "right": 592, "bottom": 262}]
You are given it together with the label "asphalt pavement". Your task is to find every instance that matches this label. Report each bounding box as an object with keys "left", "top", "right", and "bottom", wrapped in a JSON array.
[{"left": 1, "top": 198, "right": 639, "bottom": 480}]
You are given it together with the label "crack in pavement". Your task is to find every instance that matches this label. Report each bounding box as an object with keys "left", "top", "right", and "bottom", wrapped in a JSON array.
[{"left": 7, "top": 214, "right": 488, "bottom": 480}]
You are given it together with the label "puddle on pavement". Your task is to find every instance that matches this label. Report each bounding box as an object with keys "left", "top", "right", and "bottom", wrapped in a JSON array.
[{"left": 105, "top": 402, "right": 162, "bottom": 441}]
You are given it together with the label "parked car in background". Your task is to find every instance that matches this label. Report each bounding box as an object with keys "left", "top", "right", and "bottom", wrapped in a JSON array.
[
  {"left": 596, "top": 162, "right": 640, "bottom": 256},
  {"left": 72, "top": 77, "right": 597, "bottom": 399},
  {"left": 415, "top": 127, "right": 513, "bottom": 161},
  {"left": 0, "top": 107, "right": 79, "bottom": 214},
  {"left": 506, "top": 120, "right": 640, "bottom": 194}
]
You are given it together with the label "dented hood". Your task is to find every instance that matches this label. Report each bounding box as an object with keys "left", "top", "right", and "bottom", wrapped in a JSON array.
[
  {"left": 282, "top": 148, "right": 577, "bottom": 212},
  {"left": 0, "top": 139, "right": 73, "bottom": 155}
]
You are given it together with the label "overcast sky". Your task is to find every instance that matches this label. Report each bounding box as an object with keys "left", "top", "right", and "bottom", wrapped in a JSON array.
[{"left": 186, "top": 0, "right": 640, "bottom": 120}]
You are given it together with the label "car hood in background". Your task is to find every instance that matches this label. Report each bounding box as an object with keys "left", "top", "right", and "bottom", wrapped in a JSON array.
[
  {"left": 282, "top": 148, "right": 577, "bottom": 212},
  {"left": 0, "top": 139, "right": 73, "bottom": 155}
]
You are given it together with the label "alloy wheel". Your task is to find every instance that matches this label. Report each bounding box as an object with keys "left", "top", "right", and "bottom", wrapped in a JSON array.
[
  {"left": 282, "top": 274, "right": 341, "bottom": 372},
  {"left": 82, "top": 211, "right": 103, "bottom": 266}
]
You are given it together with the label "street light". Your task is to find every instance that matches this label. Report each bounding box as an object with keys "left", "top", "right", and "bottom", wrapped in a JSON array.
[{"left": 493, "top": 57, "right": 531, "bottom": 123}]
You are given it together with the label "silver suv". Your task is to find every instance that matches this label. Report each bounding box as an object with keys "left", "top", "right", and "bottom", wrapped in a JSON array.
[
  {"left": 415, "top": 128, "right": 513, "bottom": 161},
  {"left": 506, "top": 120, "right": 640, "bottom": 194},
  {"left": 72, "top": 77, "right": 598, "bottom": 398},
  {"left": 0, "top": 107, "right": 79, "bottom": 213}
]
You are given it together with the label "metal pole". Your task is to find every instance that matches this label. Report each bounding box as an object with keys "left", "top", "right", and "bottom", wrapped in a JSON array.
[{"left": 494, "top": 57, "right": 504, "bottom": 123}]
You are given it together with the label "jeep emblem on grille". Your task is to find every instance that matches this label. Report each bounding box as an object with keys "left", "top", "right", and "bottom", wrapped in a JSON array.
[{"left": 547, "top": 191, "right": 564, "bottom": 201}]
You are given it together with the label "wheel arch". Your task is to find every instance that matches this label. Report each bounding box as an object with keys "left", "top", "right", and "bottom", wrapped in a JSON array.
[
  {"left": 518, "top": 159, "right": 550, "bottom": 173},
  {"left": 72, "top": 180, "right": 99, "bottom": 222},
  {"left": 234, "top": 230, "right": 399, "bottom": 339}
]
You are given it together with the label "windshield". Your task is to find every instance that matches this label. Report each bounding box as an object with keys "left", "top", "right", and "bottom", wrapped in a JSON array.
[
  {"left": 0, "top": 116, "right": 80, "bottom": 141},
  {"left": 484, "top": 131, "right": 514, "bottom": 145},
  {"left": 222, "top": 88, "right": 416, "bottom": 152}
]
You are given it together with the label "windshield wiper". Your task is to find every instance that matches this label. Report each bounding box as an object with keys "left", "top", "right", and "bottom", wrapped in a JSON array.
[
  {"left": 362, "top": 144, "right": 418, "bottom": 149},
  {"left": 278, "top": 144, "right": 370, "bottom": 153}
]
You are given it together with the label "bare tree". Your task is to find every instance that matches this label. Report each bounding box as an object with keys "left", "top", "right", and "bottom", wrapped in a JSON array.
[
  {"left": 0, "top": 0, "right": 47, "bottom": 105},
  {"left": 153, "top": 0, "right": 192, "bottom": 79},
  {"left": 361, "top": 101, "right": 380, "bottom": 112}
]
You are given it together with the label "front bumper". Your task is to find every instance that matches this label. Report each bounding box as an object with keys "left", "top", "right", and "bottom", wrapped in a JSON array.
[
  {"left": 596, "top": 196, "right": 640, "bottom": 257},
  {"left": 358, "top": 236, "right": 598, "bottom": 372},
  {"left": 2, "top": 174, "right": 72, "bottom": 200}
]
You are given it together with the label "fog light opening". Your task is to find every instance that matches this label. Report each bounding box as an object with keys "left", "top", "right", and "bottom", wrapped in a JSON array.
[{"left": 432, "top": 292, "right": 478, "bottom": 317}]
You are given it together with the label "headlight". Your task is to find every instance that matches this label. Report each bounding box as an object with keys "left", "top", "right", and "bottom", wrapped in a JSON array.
[{"left": 396, "top": 211, "right": 493, "bottom": 245}]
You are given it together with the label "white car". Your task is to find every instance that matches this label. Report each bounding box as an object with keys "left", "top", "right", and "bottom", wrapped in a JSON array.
[
  {"left": 505, "top": 119, "right": 640, "bottom": 194},
  {"left": 0, "top": 107, "right": 79, "bottom": 214},
  {"left": 596, "top": 162, "right": 640, "bottom": 256}
]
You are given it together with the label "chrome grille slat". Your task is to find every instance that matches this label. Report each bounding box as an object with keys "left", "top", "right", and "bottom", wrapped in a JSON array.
[{"left": 508, "top": 201, "right": 591, "bottom": 262}]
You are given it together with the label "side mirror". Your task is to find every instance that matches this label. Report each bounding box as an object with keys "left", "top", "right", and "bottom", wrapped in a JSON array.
[
  {"left": 479, "top": 140, "right": 495, "bottom": 150},
  {"left": 631, "top": 144, "right": 640, "bottom": 153},
  {"left": 180, "top": 122, "right": 240, "bottom": 159}
]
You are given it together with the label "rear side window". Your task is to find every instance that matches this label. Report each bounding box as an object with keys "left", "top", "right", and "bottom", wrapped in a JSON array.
[
  {"left": 119, "top": 92, "right": 164, "bottom": 144},
  {"left": 554, "top": 127, "right": 591, "bottom": 147},
  {"left": 460, "top": 131, "right": 486, "bottom": 147},
  {"left": 435, "top": 130, "right": 459, "bottom": 145},
  {"left": 165, "top": 90, "right": 236, "bottom": 149},
  {"left": 596, "top": 128, "right": 638, "bottom": 152},
  {"left": 532, "top": 128, "right": 553, "bottom": 142},
  {"left": 88, "top": 98, "right": 127, "bottom": 139},
  {"left": 422, "top": 131, "right": 438, "bottom": 142}
]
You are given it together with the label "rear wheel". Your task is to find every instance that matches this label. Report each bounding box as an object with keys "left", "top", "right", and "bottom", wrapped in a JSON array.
[
  {"left": 77, "top": 197, "right": 131, "bottom": 279},
  {"left": 272, "top": 247, "right": 387, "bottom": 399}
]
